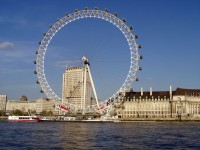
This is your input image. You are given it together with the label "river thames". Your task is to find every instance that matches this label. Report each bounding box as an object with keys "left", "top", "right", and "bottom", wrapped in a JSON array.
[{"left": 0, "top": 121, "right": 200, "bottom": 149}]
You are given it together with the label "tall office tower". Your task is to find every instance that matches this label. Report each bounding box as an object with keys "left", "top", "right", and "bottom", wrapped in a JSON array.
[
  {"left": 62, "top": 67, "right": 91, "bottom": 109},
  {"left": 0, "top": 95, "right": 7, "bottom": 111}
]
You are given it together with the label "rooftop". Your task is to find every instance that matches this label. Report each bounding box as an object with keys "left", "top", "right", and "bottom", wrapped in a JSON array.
[{"left": 125, "top": 87, "right": 200, "bottom": 99}]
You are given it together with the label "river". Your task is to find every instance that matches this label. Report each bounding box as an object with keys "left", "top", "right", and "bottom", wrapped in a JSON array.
[{"left": 0, "top": 121, "right": 200, "bottom": 149}]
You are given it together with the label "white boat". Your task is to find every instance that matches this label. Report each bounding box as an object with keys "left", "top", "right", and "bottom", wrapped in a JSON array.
[
  {"left": 82, "top": 117, "right": 114, "bottom": 122},
  {"left": 8, "top": 116, "right": 40, "bottom": 122}
]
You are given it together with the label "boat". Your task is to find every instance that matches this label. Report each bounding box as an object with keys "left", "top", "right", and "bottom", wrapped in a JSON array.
[
  {"left": 8, "top": 116, "right": 40, "bottom": 122},
  {"left": 82, "top": 117, "right": 114, "bottom": 122}
]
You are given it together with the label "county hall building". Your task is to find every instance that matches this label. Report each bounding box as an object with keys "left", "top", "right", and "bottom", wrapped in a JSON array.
[{"left": 117, "top": 86, "right": 200, "bottom": 120}]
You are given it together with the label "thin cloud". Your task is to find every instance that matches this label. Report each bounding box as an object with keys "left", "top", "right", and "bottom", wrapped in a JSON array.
[
  {"left": 144, "top": 77, "right": 153, "bottom": 80},
  {"left": 0, "top": 41, "right": 14, "bottom": 50},
  {"left": 0, "top": 15, "right": 28, "bottom": 26},
  {"left": 0, "top": 15, "right": 46, "bottom": 29},
  {"left": 0, "top": 41, "right": 35, "bottom": 59},
  {"left": 0, "top": 67, "right": 32, "bottom": 74},
  {"left": 0, "top": 40, "right": 36, "bottom": 75},
  {"left": 55, "top": 59, "right": 82, "bottom": 68}
]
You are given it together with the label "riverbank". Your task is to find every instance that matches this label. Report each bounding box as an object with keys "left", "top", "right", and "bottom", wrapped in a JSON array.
[
  {"left": 119, "top": 117, "right": 200, "bottom": 122},
  {"left": 0, "top": 116, "right": 7, "bottom": 120},
  {"left": 2, "top": 115, "right": 200, "bottom": 122}
]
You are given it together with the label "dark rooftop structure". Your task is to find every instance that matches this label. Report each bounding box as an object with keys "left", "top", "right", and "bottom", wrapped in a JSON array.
[
  {"left": 125, "top": 88, "right": 200, "bottom": 99},
  {"left": 174, "top": 88, "right": 200, "bottom": 96}
]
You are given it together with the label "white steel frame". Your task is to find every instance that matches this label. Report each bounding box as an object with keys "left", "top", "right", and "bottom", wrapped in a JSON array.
[
  {"left": 82, "top": 56, "right": 99, "bottom": 114},
  {"left": 35, "top": 8, "right": 140, "bottom": 112}
]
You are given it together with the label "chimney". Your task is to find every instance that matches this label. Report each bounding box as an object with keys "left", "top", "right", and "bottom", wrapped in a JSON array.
[
  {"left": 169, "top": 85, "right": 172, "bottom": 99},
  {"left": 141, "top": 87, "right": 143, "bottom": 96},
  {"left": 150, "top": 86, "right": 152, "bottom": 96}
]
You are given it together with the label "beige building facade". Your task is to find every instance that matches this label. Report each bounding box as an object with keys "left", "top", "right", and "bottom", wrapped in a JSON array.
[
  {"left": 62, "top": 67, "right": 91, "bottom": 108},
  {"left": 0, "top": 95, "right": 7, "bottom": 111},
  {"left": 118, "top": 88, "right": 200, "bottom": 120},
  {"left": 6, "top": 98, "right": 58, "bottom": 115},
  {"left": 3, "top": 87, "right": 200, "bottom": 120}
]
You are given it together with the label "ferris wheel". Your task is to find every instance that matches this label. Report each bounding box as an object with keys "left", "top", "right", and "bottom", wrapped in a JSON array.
[{"left": 34, "top": 7, "right": 142, "bottom": 113}]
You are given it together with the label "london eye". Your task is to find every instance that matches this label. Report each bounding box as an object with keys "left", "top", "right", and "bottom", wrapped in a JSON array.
[{"left": 34, "top": 7, "right": 142, "bottom": 113}]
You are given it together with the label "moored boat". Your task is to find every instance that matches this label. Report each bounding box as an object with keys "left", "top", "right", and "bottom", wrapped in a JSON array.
[
  {"left": 8, "top": 116, "right": 40, "bottom": 122},
  {"left": 82, "top": 117, "right": 114, "bottom": 122}
]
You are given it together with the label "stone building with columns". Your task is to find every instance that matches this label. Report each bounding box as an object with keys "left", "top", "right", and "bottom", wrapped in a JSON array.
[
  {"left": 118, "top": 87, "right": 200, "bottom": 120},
  {"left": 172, "top": 88, "right": 200, "bottom": 119}
]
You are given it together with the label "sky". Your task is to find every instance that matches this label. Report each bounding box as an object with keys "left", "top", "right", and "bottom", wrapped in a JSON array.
[{"left": 0, "top": 0, "right": 200, "bottom": 100}]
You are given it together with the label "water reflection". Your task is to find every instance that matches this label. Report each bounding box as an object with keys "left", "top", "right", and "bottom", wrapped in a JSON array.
[{"left": 0, "top": 121, "right": 200, "bottom": 149}]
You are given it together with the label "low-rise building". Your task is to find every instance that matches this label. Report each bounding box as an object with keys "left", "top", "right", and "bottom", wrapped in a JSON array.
[
  {"left": 6, "top": 98, "right": 59, "bottom": 115},
  {"left": 0, "top": 95, "right": 7, "bottom": 111},
  {"left": 117, "top": 87, "right": 200, "bottom": 120},
  {"left": 172, "top": 88, "right": 200, "bottom": 118}
]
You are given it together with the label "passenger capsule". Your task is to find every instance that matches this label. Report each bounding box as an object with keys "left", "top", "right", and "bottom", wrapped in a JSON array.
[
  {"left": 135, "top": 34, "right": 138, "bottom": 38},
  {"left": 136, "top": 78, "right": 139, "bottom": 81},
  {"left": 138, "top": 45, "right": 142, "bottom": 49},
  {"left": 94, "top": 7, "right": 98, "bottom": 10},
  {"left": 129, "top": 26, "right": 133, "bottom": 30},
  {"left": 139, "top": 55, "right": 143, "bottom": 59},
  {"left": 40, "top": 90, "right": 44, "bottom": 93},
  {"left": 35, "top": 51, "right": 38, "bottom": 54},
  {"left": 122, "top": 18, "right": 126, "bottom": 22},
  {"left": 114, "top": 12, "right": 118, "bottom": 17},
  {"left": 84, "top": 7, "right": 88, "bottom": 10},
  {"left": 34, "top": 61, "right": 37, "bottom": 64},
  {"left": 139, "top": 67, "right": 142, "bottom": 71},
  {"left": 43, "top": 32, "right": 46, "bottom": 36},
  {"left": 49, "top": 25, "right": 53, "bottom": 28},
  {"left": 34, "top": 71, "right": 37, "bottom": 74},
  {"left": 105, "top": 8, "right": 108, "bottom": 12},
  {"left": 36, "top": 80, "right": 40, "bottom": 84},
  {"left": 75, "top": 9, "right": 78, "bottom": 12},
  {"left": 38, "top": 42, "right": 41, "bottom": 45},
  {"left": 57, "top": 18, "right": 60, "bottom": 21}
]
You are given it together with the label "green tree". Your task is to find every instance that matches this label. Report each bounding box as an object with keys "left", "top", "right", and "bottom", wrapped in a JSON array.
[
  {"left": 31, "top": 110, "right": 36, "bottom": 114},
  {"left": 0, "top": 110, "right": 6, "bottom": 116},
  {"left": 13, "top": 109, "right": 23, "bottom": 116},
  {"left": 40, "top": 110, "right": 53, "bottom": 116},
  {"left": 47, "top": 111, "right": 53, "bottom": 116},
  {"left": 40, "top": 110, "right": 47, "bottom": 116}
]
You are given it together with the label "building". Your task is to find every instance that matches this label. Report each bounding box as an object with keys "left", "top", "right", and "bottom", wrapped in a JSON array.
[
  {"left": 62, "top": 67, "right": 91, "bottom": 109},
  {"left": 3, "top": 86, "right": 200, "bottom": 120},
  {"left": 172, "top": 88, "right": 200, "bottom": 118},
  {"left": 6, "top": 98, "right": 58, "bottom": 115},
  {"left": 117, "top": 87, "right": 200, "bottom": 120},
  {"left": 0, "top": 95, "right": 7, "bottom": 111}
]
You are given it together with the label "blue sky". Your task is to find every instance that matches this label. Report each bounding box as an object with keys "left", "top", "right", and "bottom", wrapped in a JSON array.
[{"left": 0, "top": 0, "right": 200, "bottom": 100}]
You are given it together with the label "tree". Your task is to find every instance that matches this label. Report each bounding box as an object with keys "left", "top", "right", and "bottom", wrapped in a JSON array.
[
  {"left": 47, "top": 111, "right": 53, "bottom": 116},
  {"left": 31, "top": 110, "right": 36, "bottom": 114},
  {"left": 13, "top": 109, "right": 23, "bottom": 116},
  {"left": 40, "top": 110, "right": 53, "bottom": 116},
  {"left": 40, "top": 110, "right": 47, "bottom": 116},
  {"left": 0, "top": 110, "right": 6, "bottom": 116}
]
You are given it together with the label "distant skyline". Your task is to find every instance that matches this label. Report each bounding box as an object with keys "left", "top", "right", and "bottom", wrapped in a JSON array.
[{"left": 0, "top": 0, "right": 200, "bottom": 100}]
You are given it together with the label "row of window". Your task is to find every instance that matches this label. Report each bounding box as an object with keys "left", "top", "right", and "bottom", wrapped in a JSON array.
[
  {"left": 125, "top": 98, "right": 170, "bottom": 102},
  {"left": 121, "top": 115, "right": 170, "bottom": 118},
  {"left": 122, "top": 111, "right": 170, "bottom": 114}
]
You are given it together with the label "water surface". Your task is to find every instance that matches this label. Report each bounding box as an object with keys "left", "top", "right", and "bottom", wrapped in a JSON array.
[{"left": 0, "top": 121, "right": 200, "bottom": 149}]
